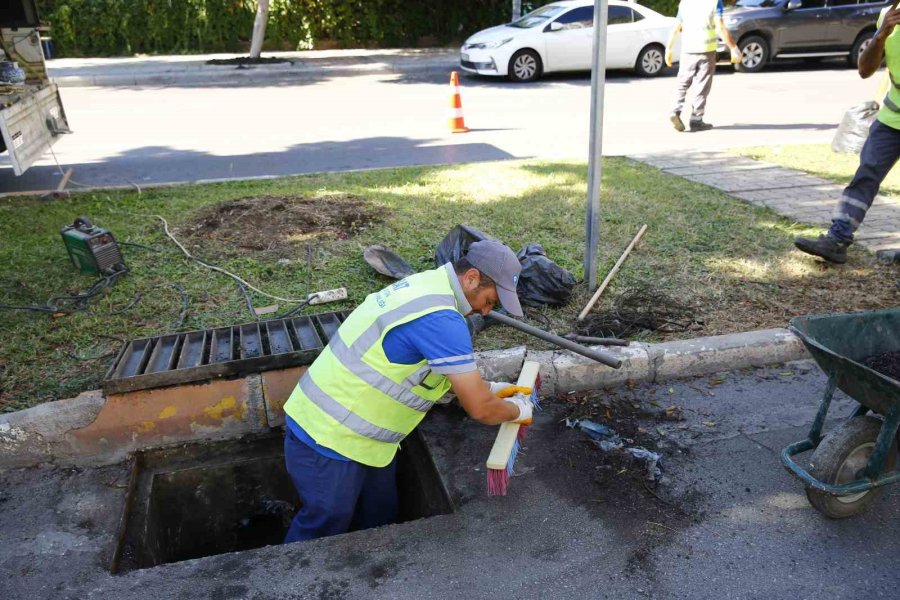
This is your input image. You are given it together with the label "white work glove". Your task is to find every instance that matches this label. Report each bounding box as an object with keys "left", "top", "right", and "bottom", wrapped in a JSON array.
[
  {"left": 730, "top": 46, "right": 742, "bottom": 65},
  {"left": 503, "top": 393, "right": 533, "bottom": 425},
  {"left": 490, "top": 382, "right": 534, "bottom": 423}
]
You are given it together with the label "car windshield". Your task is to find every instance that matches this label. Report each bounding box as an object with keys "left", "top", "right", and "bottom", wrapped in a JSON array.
[
  {"left": 509, "top": 5, "right": 566, "bottom": 28},
  {"left": 734, "top": 0, "right": 780, "bottom": 7}
]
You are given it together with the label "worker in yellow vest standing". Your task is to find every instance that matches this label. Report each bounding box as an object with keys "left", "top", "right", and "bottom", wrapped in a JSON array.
[
  {"left": 795, "top": 3, "right": 900, "bottom": 264},
  {"left": 665, "top": 0, "right": 740, "bottom": 132},
  {"left": 281, "top": 240, "right": 533, "bottom": 542}
]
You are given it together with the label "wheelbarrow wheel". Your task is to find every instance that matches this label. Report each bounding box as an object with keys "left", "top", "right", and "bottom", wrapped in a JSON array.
[{"left": 806, "top": 416, "right": 897, "bottom": 519}]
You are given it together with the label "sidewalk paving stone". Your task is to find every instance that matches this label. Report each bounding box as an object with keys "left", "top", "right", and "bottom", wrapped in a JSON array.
[{"left": 629, "top": 151, "right": 900, "bottom": 255}]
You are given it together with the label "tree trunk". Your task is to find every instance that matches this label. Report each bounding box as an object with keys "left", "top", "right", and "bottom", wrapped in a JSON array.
[
  {"left": 249, "top": 0, "right": 270, "bottom": 59},
  {"left": 512, "top": 0, "right": 522, "bottom": 20}
]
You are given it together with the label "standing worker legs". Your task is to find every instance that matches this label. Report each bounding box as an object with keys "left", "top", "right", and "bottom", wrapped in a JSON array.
[
  {"left": 688, "top": 52, "right": 717, "bottom": 125},
  {"left": 829, "top": 119, "right": 900, "bottom": 242},
  {"left": 283, "top": 427, "right": 399, "bottom": 543},
  {"left": 672, "top": 54, "right": 701, "bottom": 118}
]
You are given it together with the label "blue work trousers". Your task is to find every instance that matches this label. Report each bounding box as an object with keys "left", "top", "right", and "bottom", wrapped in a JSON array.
[
  {"left": 830, "top": 119, "right": 900, "bottom": 243},
  {"left": 283, "top": 427, "right": 398, "bottom": 543}
]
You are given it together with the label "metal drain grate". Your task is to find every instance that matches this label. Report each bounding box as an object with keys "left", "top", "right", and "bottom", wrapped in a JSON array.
[{"left": 103, "top": 311, "right": 350, "bottom": 394}]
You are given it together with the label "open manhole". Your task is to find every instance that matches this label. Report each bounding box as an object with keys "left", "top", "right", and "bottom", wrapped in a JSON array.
[{"left": 111, "top": 430, "right": 453, "bottom": 573}]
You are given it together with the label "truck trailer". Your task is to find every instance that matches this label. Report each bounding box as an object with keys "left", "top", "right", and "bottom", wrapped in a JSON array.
[{"left": 0, "top": 0, "right": 70, "bottom": 175}]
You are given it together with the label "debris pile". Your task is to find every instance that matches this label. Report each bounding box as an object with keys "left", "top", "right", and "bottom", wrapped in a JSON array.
[
  {"left": 577, "top": 284, "right": 697, "bottom": 338},
  {"left": 566, "top": 418, "right": 662, "bottom": 481}
]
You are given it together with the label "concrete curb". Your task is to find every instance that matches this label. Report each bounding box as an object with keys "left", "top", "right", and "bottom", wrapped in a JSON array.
[
  {"left": 0, "top": 327, "right": 809, "bottom": 470},
  {"left": 50, "top": 57, "right": 457, "bottom": 88}
]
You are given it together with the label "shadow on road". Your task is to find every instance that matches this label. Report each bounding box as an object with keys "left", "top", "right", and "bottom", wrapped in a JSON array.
[{"left": 0, "top": 135, "right": 520, "bottom": 195}]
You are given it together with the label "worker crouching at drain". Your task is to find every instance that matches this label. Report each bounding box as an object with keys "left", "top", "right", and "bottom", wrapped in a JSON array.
[{"left": 281, "top": 240, "right": 533, "bottom": 542}]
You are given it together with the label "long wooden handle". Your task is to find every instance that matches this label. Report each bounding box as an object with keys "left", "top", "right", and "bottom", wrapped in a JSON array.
[
  {"left": 486, "top": 361, "right": 541, "bottom": 470},
  {"left": 577, "top": 224, "right": 648, "bottom": 321}
]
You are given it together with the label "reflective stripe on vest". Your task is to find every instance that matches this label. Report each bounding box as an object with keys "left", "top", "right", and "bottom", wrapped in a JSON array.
[
  {"left": 299, "top": 292, "right": 455, "bottom": 426},
  {"left": 328, "top": 332, "right": 439, "bottom": 413},
  {"left": 283, "top": 266, "right": 462, "bottom": 466},
  {"left": 884, "top": 93, "right": 900, "bottom": 112},
  {"left": 297, "top": 374, "right": 405, "bottom": 444}
]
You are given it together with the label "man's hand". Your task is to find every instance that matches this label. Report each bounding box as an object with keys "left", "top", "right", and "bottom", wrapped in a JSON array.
[
  {"left": 503, "top": 393, "right": 533, "bottom": 425},
  {"left": 665, "top": 47, "right": 674, "bottom": 68},
  {"left": 730, "top": 46, "right": 742, "bottom": 65},
  {"left": 449, "top": 371, "right": 521, "bottom": 425},
  {"left": 859, "top": 5, "right": 899, "bottom": 78},
  {"left": 877, "top": 5, "right": 900, "bottom": 42}
]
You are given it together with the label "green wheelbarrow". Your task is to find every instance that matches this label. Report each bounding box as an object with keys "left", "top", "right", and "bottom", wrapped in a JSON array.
[{"left": 783, "top": 308, "right": 900, "bottom": 518}]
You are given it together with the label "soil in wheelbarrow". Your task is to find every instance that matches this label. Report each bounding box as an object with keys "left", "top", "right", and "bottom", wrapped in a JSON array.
[{"left": 864, "top": 351, "right": 900, "bottom": 381}]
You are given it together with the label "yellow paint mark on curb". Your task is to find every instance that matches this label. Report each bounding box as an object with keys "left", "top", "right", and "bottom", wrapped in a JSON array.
[
  {"left": 136, "top": 421, "right": 156, "bottom": 433},
  {"left": 158, "top": 405, "right": 178, "bottom": 420},
  {"left": 204, "top": 396, "right": 239, "bottom": 421}
]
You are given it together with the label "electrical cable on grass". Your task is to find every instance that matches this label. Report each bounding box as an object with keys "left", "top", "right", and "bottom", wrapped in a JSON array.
[
  {"left": 108, "top": 209, "right": 308, "bottom": 304},
  {"left": 238, "top": 282, "right": 260, "bottom": 320},
  {"left": 48, "top": 145, "right": 94, "bottom": 189}
]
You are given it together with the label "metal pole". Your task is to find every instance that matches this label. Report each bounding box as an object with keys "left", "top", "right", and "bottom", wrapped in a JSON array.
[
  {"left": 583, "top": 0, "right": 609, "bottom": 290},
  {"left": 488, "top": 311, "right": 622, "bottom": 368},
  {"left": 512, "top": 0, "right": 522, "bottom": 21}
]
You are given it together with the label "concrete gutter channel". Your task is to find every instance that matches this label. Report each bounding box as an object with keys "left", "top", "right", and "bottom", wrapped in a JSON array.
[
  {"left": 0, "top": 327, "right": 820, "bottom": 599},
  {"left": 0, "top": 327, "right": 806, "bottom": 470}
]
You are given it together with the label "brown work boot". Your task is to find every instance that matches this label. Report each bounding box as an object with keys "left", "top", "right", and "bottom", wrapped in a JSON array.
[
  {"left": 669, "top": 112, "right": 685, "bottom": 132},
  {"left": 794, "top": 234, "right": 849, "bottom": 264}
]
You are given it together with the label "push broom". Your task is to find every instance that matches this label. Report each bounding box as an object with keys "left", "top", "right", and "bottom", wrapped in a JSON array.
[{"left": 486, "top": 360, "right": 542, "bottom": 496}]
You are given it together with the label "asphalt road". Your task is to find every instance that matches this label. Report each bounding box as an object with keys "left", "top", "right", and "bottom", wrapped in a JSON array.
[
  {"left": 3, "top": 363, "right": 898, "bottom": 599},
  {"left": 0, "top": 60, "right": 879, "bottom": 194}
]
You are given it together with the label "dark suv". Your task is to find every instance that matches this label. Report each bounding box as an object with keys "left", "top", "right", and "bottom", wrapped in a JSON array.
[{"left": 723, "top": 0, "right": 890, "bottom": 72}]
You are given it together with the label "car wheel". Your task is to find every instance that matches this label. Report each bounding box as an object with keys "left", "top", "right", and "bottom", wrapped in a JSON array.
[
  {"left": 508, "top": 49, "right": 542, "bottom": 83},
  {"left": 735, "top": 35, "right": 769, "bottom": 73},
  {"left": 635, "top": 44, "right": 665, "bottom": 77},
  {"left": 849, "top": 31, "right": 875, "bottom": 69}
]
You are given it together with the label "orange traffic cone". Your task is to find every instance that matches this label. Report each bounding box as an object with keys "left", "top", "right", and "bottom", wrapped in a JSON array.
[{"left": 448, "top": 71, "right": 469, "bottom": 133}]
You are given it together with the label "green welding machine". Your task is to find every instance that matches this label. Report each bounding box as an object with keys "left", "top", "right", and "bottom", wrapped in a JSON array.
[{"left": 60, "top": 217, "right": 126, "bottom": 275}]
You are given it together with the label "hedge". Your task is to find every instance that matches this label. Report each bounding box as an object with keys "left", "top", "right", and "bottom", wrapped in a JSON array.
[{"left": 36, "top": 0, "right": 682, "bottom": 58}]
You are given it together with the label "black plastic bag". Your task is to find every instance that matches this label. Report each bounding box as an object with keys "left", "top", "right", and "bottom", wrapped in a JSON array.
[
  {"left": 832, "top": 101, "right": 879, "bottom": 155},
  {"left": 435, "top": 226, "right": 576, "bottom": 310},
  {"left": 434, "top": 224, "right": 495, "bottom": 265},
  {"left": 516, "top": 243, "right": 576, "bottom": 308}
]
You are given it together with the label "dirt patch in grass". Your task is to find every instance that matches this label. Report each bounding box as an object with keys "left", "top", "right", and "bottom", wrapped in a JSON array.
[{"left": 180, "top": 194, "right": 381, "bottom": 258}]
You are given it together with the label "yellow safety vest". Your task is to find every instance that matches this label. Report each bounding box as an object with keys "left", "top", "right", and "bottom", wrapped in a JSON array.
[
  {"left": 679, "top": 0, "right": 719, "bottom": 54},
  {"left": 878, "top": 8, "right": 900, "bottom": 130},
  {"left": 283, "top": 265, "right": 461, "bottom": 467}
]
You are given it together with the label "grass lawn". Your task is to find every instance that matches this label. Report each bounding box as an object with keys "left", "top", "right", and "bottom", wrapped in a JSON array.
[
  {"left": 735, "top": 143, "right": 900, "bottom": 201},
  {"left": 1, "top": 158, "right": 896, "bottom": 411}
]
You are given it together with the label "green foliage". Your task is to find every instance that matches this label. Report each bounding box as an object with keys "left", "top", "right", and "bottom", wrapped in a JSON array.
[
  {"left": 35, "top": 0, "right": 524, "bottom": 57},
  {"left": 35, "top": 0, "right": 683, "bottom": 58}
]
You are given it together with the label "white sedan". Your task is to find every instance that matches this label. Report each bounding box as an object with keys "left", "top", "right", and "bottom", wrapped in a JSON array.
[{"left": 460, "top": 0, "right": 678, "bottom": 82}]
